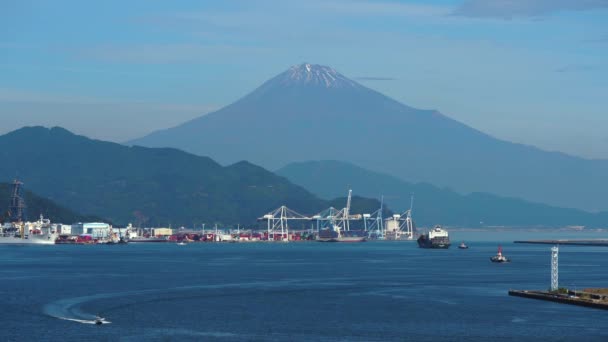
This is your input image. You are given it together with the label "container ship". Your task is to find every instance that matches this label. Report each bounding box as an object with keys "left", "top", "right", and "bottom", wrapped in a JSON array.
[{"left": 417, "top": 225, "right": 450, "bottom": 249}]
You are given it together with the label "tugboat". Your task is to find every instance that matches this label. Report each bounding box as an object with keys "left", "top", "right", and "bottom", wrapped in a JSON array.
[
  {"left": 417, "top": 225, "right": 450, "bottom": 249},
  {"left": 490, "top": 246, "right": 510, "bottom": 263},
  {"left": 458, "top": 241, "right": 468, "bottom": 249}
]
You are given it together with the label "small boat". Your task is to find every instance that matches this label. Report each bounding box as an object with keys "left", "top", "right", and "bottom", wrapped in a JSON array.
[
  {"left": 94, "top": 315, "right": 105, "bottom": 325},
  {"left": 177, "top": 241, "right": 186, "bottom": 245},
  {"left": 458, "top": 241, "right": 468, "bottom": 249},
  {"left": 490, "top": 246, "right": 510, "bottom": 263}
]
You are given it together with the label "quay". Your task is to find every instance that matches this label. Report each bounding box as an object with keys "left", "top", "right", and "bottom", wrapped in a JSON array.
[
  {"left": 514, "top": 239, "right": 608, "bottom": 246},
  {"left": 509, "top": 289, "right": 608, "bottom": 310}
]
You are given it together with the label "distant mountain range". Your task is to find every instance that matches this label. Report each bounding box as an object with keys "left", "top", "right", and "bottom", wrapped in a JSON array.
[
  {"left": 277, "top": 160, "right": 608, "bottom": 227},
  {"left": 131, "top": 63, "right": 608, "bottom": 212},
  {"left": 0, "top": 182, "right": 100, "bottom": 224},
  {"left": 0, "top": 127, "right": 383, "bottom": 227}
]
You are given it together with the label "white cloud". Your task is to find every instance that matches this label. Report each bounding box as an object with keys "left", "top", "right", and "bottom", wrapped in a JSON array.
[
  {"left": 0, "top": 88, "right": 217, "bottom": 142},
  {"left": 454, "top": 0, "right": 608, "bottom": 19},
  {"left": 0, "top": 88, "right": 101, "bottom": 104},
  {"left": 308, "top": 0, "right": 451, "bottom": 17},
  {"left": 73, "top": 43, "right": 274, "bottom": 64}
]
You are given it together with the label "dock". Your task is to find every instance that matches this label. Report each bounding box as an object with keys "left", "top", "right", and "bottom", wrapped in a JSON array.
[
  {"left": 513, "top": 239, "right": 608, "bottom": 246},
  {"left": 508, "top": 289, "right": 608, "bottom": 310}
]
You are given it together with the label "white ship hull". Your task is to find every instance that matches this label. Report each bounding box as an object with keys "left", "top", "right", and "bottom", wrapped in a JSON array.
[{"left": 0, "top": 234, "right": 57, "bottom": 245}]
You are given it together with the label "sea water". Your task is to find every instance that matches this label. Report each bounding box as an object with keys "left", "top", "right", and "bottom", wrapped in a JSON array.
[{"left": 1, "top": 230, "right": 607, "bottom": 341}]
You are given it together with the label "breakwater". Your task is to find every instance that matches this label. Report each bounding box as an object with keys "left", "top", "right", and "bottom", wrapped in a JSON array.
[
  {"left": 509, "top": 289, "right": 608, "bottom": 310},
  {"left": 513, "top": 239, "right": 608, "bottom": 246}
]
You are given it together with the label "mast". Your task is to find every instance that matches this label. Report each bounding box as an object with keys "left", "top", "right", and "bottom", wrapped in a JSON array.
[{"left": 8, "top": 179, "right": 27, "bottom": 223}]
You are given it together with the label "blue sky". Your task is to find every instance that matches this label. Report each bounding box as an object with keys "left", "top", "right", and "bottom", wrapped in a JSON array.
[{"left": 1, "top": 0, "right": 607, "bottom": 158}]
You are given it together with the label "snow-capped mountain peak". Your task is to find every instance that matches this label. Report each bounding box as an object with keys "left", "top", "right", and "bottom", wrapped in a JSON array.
[{"left": 275, "top": 63, "right": 359, "bottom": 88}]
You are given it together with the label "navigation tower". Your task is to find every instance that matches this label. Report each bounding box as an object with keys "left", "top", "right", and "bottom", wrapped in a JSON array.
[{"left": 551, "top": 245, "right": 559, "bottom": 291}]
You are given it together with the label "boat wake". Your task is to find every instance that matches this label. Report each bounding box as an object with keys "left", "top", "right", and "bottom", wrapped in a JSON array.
[
  {"left": 43, "top": 290, "right": 153, "bottom": 325},
  {"left": 58, "top": 317, "right": 112, "bottom": 325},
  {"left": 511, "top": 317, "right": 527, "bottom": 323},
  {"left": 43, "top": 294, "right": 115, "bottom": 324},
  {"left": 43, "top": 278, "right": 356, "bottom": 325}
]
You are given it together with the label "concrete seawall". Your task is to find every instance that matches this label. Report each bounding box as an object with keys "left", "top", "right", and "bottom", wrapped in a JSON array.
[
  {"left": 513, "top": 240, "right": 608, "bottom": 246},
  {"left": 508, "top": 290, "right": 608, "bottom": 310}
]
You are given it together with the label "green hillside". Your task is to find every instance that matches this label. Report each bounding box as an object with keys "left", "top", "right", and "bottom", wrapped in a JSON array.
[
  {"left": 0, "top": 182, "right": 101, "bottom": 224},
  {"left": 0, "top": 127, "right": 384, "bottom": 227}
]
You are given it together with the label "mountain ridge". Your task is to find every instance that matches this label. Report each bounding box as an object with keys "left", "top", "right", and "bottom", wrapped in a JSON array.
[
  {"left": 276, "top": 160, "right": 608, "bottom": 227},
  {"left": 0, "top": 126, "right": 386, "bottom": 227},
  {"left": 130, "top": 63, "right": 608, "bottom": 211}
]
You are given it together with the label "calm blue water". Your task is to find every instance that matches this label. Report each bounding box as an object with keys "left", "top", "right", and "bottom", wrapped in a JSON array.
[{"left": 1, "top": 230, "right": 608, "bottom": 341}]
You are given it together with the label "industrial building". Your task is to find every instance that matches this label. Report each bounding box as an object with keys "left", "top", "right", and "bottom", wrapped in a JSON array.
[{"left": 71, "top": 222, "right": 112, "bottom": 239}]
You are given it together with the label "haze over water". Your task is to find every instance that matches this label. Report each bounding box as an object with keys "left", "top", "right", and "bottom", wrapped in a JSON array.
[{"left": 2, "top": 230, "right": 607, "bottom": 341}]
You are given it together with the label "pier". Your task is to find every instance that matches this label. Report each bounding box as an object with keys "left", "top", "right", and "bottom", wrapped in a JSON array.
[
  {"left": 509, "top": 289, "right": 608, "bottom": 310},
  {"left": 509, "top": 245, "right": 608, "bottom": 310}
]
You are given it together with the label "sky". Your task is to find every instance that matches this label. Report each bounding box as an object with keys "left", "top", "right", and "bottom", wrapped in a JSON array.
[{"left": 1, "top": 0, "right": 607, "bottom": 158}]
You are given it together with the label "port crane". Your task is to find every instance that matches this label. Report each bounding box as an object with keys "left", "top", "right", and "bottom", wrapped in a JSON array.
[
  {"left": 312, "top": 189, "right": 362, "bottom": 238},
  {"left": 260, "top": 189, "right": 372, "bottom": 240},
  {"left": 332, "top": 189, "right": 354, "bottom": 236},
  {"left": 312, "top": 207, "right": 340, "bottom": 233},
  {"left": 364, "top": 196, "right": 385, "bottom": 239},
  {"left": 383, "top": 194, "right": 415, "bottom": 240},
  {"left": 260, "top": 206, "right": 310, "bottom": 241}
]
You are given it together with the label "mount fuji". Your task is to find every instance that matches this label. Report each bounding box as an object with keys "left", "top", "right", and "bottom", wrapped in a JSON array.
[{"left": 131, "top": 63, "right": 608, "bottom": 211}]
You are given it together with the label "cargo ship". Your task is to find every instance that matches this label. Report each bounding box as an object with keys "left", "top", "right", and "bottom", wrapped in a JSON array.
[
  {"left": 0, "top": 229, "right": 58, "bottom": 244},
  {"left": 0, "top": 216, "right": 58, "bottom": 245},
  {"left": 0, "top": 180, "right": 58, "bottom": 244},
  {"left": 317, "top": 227, "right": 366, "bottom": 242},
  {"left": 417, "top": 225, "right": 450, "bottom": 249}
]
